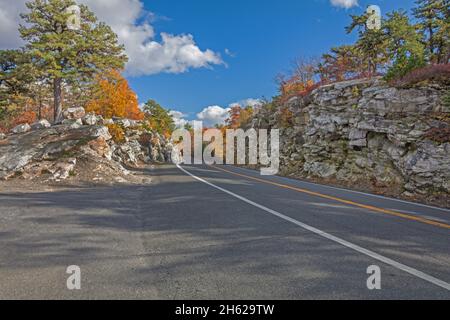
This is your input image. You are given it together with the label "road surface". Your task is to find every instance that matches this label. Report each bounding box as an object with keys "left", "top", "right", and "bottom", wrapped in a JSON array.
[{"left": 0, "top": 164, "right": 449, "bottom": 299}]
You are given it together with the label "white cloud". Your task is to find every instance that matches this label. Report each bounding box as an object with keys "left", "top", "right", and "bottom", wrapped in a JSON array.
[
  {"left": 234, "top": 98, "right": 263, "bottom": 108},
  {"left": 170, "top": 110, "right": 191, "bottom": 128},
  {"left": 194, "top": 98, "right": 262, "bottom": 127},
  {"left": 0, "top": 0, "right": 224, "bottom": 76},
  {"left": 224, "top": 48, "right": 236, "bottom": 58},
  {"left": 330, "top": 0, "right": 359, "bottom": 9},
  {"left": 197, "top": 106, "right": 230, "bottom": 127},
  {"left": 0, "top": 1, "right": 26, "bottom": 49}
]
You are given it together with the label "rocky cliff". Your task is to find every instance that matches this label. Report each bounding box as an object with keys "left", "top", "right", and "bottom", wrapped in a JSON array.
[
  {"left": 251, "top": 78, "right": 450, "bottom": 206},
  {"left": 0, "top": 107, "right": 175, "bottom": 185}
]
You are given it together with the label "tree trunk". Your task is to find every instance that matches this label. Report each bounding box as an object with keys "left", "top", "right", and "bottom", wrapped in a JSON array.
[
  {"left": 53, "top": 77, "right": 63, "bottom": 123},
  {"left": 38, "top": 98, "right": 42, "bottom": 120}
]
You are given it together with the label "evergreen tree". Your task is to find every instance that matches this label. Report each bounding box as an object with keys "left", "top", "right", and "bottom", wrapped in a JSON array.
[
  {"left": 346, "top": 12, "right": 389, "bottom": 75},
  {"left": 19, "top": 0, "right": 127, "bottom": 122},
  {"left": 143, "top": 100, "right": 176, "bottom": 136},
  {"left": 413, "top": 0, "right": 449, "bottom": 63},
  {"left": 384, "top": 10, "right": 426, "bottom": 80},
  {"left": 0, "top": 49, "right": 37, "bottom": 118}
]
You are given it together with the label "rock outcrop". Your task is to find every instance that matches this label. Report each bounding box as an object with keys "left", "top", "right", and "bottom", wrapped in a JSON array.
[
  {"left": 251, "top": 78, "right": 449, "bottom": 203},
  {"left": 0, "top": 109, "right": 175, "bottom": 183}
]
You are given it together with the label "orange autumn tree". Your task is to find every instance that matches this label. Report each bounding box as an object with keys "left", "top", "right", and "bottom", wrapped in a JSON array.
[
  {"left": 86, "top": 69, "right": 144, "bottom": 120},
  {"left": 226, "top": 105, "right": 254, "bottom": 129}
]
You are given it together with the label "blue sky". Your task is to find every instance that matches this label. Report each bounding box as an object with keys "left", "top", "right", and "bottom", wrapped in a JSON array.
[{"left": 127, "top": 0, "right": 415, "bottom": 123}]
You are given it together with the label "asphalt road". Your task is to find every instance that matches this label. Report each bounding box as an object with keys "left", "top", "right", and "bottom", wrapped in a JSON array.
[{"left": 0, "top": 164, "right": 449, "bottom": 299}]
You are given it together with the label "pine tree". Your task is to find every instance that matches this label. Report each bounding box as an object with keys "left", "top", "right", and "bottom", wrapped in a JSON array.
[
  {"left": 413, "top": 0, "right": 449, "bottom": 63},
  {"left": 19, "top": 0, "right": 128, "bottom": 122},
  {"left": 143, "top": 100, "right": 176, "bottom": 136},
  {"left": 384, "top": 10, "right": 426, "bottom": 80},
  {"left": 0, "top": 49, "right": 37, "bottom": 116},
  {"left": 346, "top": 12, "right": 389, "bottom": 75}
]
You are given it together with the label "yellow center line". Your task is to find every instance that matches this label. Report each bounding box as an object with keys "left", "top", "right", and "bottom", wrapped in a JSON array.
[{"left": 210, "top": 165, "right": 450, "bottom": 230}]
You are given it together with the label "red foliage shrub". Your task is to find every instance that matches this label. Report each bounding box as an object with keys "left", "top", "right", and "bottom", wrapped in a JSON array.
[
  {"left": 11, "top": 110, "right": 37, "bottom": 127},
  {"left": 424, "top": 127, "right": 450, "bottom": 143},
  {"left": 390, "top": 64, "right": 450, "bottom": 87},
  {"left": 0, "top": 110, "right": 38, "bottom": 133},
  {"left": 278, "top": 72, "right": 376, "bottom": 105},
  {"left": 279, "top": 79, "right": 321, "bottom": 104}
]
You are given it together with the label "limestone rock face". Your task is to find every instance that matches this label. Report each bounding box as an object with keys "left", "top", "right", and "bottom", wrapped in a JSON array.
[
  {"left": 0, "top": 115, "right": 176, "bottom": 182},
  {"left": 251, "top": 78, "right": 449, "bottom": 199},
  {"left": 0, "top": 125, "right": 109, "bottom": 176}
]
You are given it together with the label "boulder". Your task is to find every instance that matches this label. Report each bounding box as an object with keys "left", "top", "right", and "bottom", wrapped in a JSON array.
[
  {"left": 349, "top": 129, "right": 367, "bottom": 140},
  {"left": 31, "top": 119, "right": 51, "bottom": 130},
  {"left": 63, "top": 107, "right": 86, "bottom": 120},
  {"left": 12, "top": 123, "right": 31, "bottom": 134},
  {"left": 82, "top": 113, "right": 101, "bottom": 126},
  {"left": 0, "top": 125, "right": 113, "bottom": 176},
  {"left": 102, "top": 118, "right": 114, "bottom": 125},
  {"left": 0, "top": 133, "right": 6, "bottom": 140},
  {"left": 94, "top": 126, "right": 112, "bottom": 141},
  {"left": 62, "top": 118, "right": 83, "bottom": 129},
  {"left": 304, "top": 162, "right": 337, "bottom": 178},
  {"left": 113, "top": 118, "right": 132, "bottom": 128},
  {"left": 51, "top": 158, "right": 77, "bottom": 181},
  {"left": 88, "top": 136, "right": 112, "bottom": 160},
  {"left": 349, "top": 139, "right": 367, "bottom": 147},
  {"left": 0, "top": 115, "right": 175, "bottom": 183},
  {"left": 113, "top": 140, "right": 144, "bottom": 165}
]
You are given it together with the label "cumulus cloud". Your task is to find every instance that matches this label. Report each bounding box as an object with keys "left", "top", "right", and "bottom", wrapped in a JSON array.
[
  {"left": 197, "top": 106, "right": 230, "bottom": 127},
  {"left": 170, "top": 110, "right": 191, "bottom": 128},
  {"left": 234, "top": 98, "right": 263, "bottom": 108},
  {"left": 0, "top": 1, "right": 26, "bottom": 49},
  {"left": 0, "top": 0, "right": 223, "bottom": 76},
  {"left": 330, "top": 0, "right": 359, "bottom": 9},
  {"left": 195, "top": 98, "right": 262, "bottom": 127}
]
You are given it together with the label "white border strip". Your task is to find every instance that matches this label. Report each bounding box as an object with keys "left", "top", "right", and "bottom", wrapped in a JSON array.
[{"left": 177, "top": 164, "right": 450, "bottom": 292}]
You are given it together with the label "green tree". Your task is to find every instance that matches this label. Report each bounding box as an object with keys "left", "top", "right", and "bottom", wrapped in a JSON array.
[
  {"left": 0, "top": 49, "right": 38, "bottom": 120},
  {"left": 19, "top": 0, "right": 127, "bottom": 122},
  {"left": 143, "top": 100, "right": 175, "bottom": 136},
  {"left": 413, "top": 0, "right": 449, "bottom": 63},
  {"left": 384, "top": 11, "right": 426, "bottom": 80},
  {"left": 346, "top": 12, "right": 388, "bottom": 75},
  {"left": 0, "top": 50, "right": 32, "bottom": 104}
]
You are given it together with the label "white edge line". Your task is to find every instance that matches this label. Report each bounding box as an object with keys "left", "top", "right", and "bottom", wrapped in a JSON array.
[
  {"left": 177, "top": 164, "right": 450, "bottom": 292},
  {"left": 230, "top": 166, "right": 450, "bottom": 213}
]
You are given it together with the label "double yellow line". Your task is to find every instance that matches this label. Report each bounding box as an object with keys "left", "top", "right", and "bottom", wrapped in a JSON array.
[{"left": 211, "top": 165, "right": 450, "bottom": 230}]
